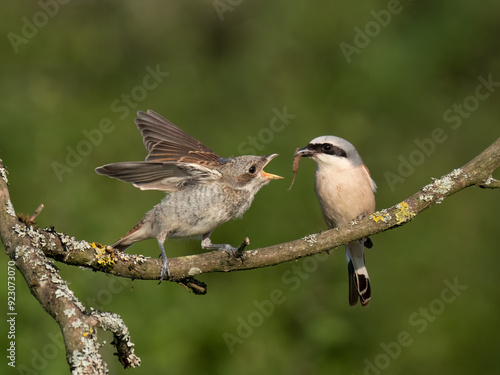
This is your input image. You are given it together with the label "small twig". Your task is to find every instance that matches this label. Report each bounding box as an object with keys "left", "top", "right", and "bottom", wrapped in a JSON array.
[
  {"left": 235, "top": 237, "right": 250, "bottom": 258},
  {"left": 29, "top": 203, "right": 44, "bottom": 221},
  {"left": 17, "top": 203, "right": 44, "bottom": 227},
  {"left": 177, "top": 277, "right": 207, "bottom": 295}
]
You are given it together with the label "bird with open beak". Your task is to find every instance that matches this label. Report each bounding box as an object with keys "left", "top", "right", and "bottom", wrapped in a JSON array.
[
  {"left": 295, "top": 136, "right": 376, "bottom": 306},
  {"left": 96, "top": 110, "right": 283, "bottom": 282}
]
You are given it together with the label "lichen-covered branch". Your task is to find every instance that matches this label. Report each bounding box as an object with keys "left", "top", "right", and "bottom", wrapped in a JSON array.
[
  {"left": 0, "top": 161, "right": 140, "bottom": 373},
  {"left": 5, "top": 138, "right": 499, "bottom": 283}
]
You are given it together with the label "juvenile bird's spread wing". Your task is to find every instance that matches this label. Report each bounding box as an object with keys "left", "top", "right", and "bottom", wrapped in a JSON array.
[
  {"left": 95, "top": 110, "right": 225, "bottom": 192},
  {"left": 95, "top": 161, "right": 222, "bottom": 191},
  {"left": 135, "top": 110, "right": 222, "bottom": 167}
]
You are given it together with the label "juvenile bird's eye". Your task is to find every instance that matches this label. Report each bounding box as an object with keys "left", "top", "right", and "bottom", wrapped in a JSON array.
[
  {"left": 323, "top": 144, "right": 332, "bottom": 151},
  {"left": 248, "top": 166, "right": 256, "bottom": 174}
]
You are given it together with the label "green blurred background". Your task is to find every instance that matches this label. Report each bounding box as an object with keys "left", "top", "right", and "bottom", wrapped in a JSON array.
[{"left": 1, "top": 1, "right": 499, "bottom": 374}]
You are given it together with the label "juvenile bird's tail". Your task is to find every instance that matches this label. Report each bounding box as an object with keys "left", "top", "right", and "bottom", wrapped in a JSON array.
[
  {"left": 112, "top": 217, "right": 153, "bottom": 251},
  {"left": 346, "top": 240, "right": 371, "bottom": 307}
]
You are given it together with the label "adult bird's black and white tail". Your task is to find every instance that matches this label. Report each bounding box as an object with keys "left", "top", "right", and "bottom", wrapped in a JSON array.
[{"left": 346, "top": 239, "right": 371, "bottom": 307}]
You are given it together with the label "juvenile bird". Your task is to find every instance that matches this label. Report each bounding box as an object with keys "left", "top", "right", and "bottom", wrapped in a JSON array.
[
  {"left": 96, "top": 110, "right": 283, "bottom": 281},
  {"left": 295, "top": 136, "right": 376, "bottom": 306}
]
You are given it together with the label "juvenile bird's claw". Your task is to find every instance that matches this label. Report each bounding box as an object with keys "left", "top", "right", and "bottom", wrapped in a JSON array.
[
  {"left": 201, "top": 235, "right": 249, "bottom": 259},
  {"left": 158, "top": 240, "right": 170, "bottom": 284},
  {"left": 219, "top": 244, "right": 239, "bottom": 255}
]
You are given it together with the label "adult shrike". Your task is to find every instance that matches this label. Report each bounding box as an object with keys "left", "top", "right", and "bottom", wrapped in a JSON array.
[{"left": 295, "top": 135, "right": 376, "bottom": 306}]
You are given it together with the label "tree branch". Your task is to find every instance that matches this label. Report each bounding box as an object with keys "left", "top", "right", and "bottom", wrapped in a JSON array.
[
  {"left": 10, "top": 138, "right": 500, "bottom": 280},
  {"left": 1, "top": 137, "right": 498, "bottom": 371},
  {"left": 0, "top": 162, "right": 140, "bottom": 373}
]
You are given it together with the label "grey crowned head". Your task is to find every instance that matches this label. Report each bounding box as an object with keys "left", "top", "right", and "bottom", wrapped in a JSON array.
[{"left": 295, "top": 135, "right": 364, "bottom": 167}]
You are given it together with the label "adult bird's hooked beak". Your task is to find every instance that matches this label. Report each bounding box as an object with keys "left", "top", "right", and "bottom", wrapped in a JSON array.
[
  {"left": 294, "top": 147, "right": 314, "bottom": 158},
  {"left": 261, "top": 154, "right": 284, "bottom": 180}
]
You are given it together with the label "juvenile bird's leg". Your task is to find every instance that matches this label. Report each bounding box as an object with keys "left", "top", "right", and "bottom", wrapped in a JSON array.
[
  {"left": 157, "top": 232, "right": 170, "bottom": 283},
  {"left": 201, "top": 233, "right": 239, "bottom": 254}
]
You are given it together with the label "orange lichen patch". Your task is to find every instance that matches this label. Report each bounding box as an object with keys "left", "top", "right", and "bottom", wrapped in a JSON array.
[{"left": 91, "top": 242, "right": 116, "bottom": 266}]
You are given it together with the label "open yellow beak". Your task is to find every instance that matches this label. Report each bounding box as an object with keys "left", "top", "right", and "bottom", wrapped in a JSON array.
[
  {"left": 262, "top": 170, "right": 284, "bottom": 180},
  {"left": 261, "top": 154, "right": 284, "bottom": 180}
]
